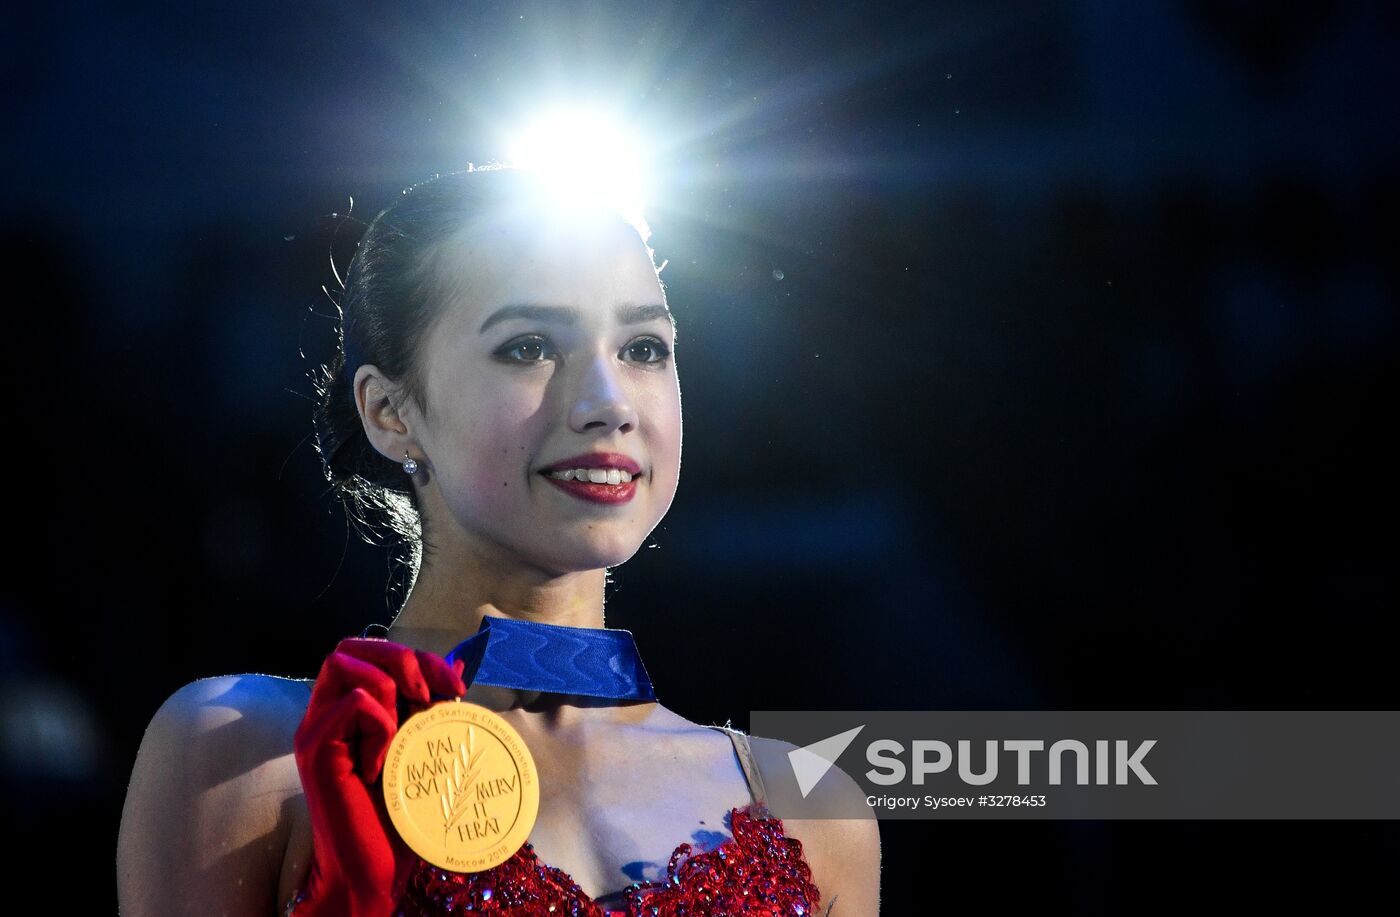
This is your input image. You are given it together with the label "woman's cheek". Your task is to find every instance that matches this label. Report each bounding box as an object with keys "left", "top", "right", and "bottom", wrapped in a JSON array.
[{"left": 467, "top": 409, "right": 540, "bottom": 511}]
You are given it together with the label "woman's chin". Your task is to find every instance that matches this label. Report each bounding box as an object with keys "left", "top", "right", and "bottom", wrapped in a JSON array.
[{"left": 531, "top": 535, "right": 648, "bottom": 574}]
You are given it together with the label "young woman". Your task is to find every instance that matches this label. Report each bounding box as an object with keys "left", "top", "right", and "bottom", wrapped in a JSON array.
[{"left": 117, "top": 166, "right": 881, "bottom": 916}]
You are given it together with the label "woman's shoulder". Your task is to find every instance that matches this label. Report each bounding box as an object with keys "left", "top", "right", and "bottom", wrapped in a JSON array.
[
  {"left": 138, "top": 671, "right": 313, "bottom": 804},
  {"left": 741, "top": 730, "right": 876, "bottom": 822},
  {"left": 159, "top": 671, "right": 314, "bottom": 712},
  {"left": 117, "top": 673, "right": 313, "bottom": 914},
  {"left": 143, "top": 672, "right": 314, "bottom": 801},
  {"left": 148, "top": 672, "right": 314, "bottom": 753}
]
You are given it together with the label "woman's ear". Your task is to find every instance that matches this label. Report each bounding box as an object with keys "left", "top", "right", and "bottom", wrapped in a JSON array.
[{"left": 357, "top": 365, "right": 416, "bottom": 465}]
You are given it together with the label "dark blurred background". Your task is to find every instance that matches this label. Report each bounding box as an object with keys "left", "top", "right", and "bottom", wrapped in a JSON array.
[{"left": 5, "top": 0, "right": 1397, "bottom": 912}]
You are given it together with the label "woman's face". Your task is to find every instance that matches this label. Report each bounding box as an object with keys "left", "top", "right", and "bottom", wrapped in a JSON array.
[{"left": 406, "top": 210, "right": 681, "bottom": 575}]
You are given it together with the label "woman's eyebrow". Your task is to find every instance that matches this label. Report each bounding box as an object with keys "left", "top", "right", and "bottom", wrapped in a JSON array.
[{"left": 478, "top": 302, "right": 673, "bottom": 333}]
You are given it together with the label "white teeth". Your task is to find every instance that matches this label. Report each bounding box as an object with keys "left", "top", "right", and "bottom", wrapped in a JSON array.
[{"left": 545, "top": 467, "right": 635, "bottom": 484}]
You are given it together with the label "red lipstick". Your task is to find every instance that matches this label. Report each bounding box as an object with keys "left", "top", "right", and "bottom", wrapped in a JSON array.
[
  {"left": 539, "top": 452, "right": 642, "bottom": 474},
  {"left": 537, "top": 452, "right": 643, "bottom": 505}
]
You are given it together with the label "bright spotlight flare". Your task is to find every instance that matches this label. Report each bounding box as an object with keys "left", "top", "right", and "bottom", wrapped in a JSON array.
[{"left": 502, "top": 106, "right": 651, "bottom": 238}]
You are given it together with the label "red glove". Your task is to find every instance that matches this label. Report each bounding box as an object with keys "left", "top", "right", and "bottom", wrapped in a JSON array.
[{"left": 288, "top": 637, "right": 468, "bottom": 917}]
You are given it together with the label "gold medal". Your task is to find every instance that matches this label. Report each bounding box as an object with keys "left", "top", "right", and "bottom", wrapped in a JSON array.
[{"left": 381, "top": 699, "right": 539, "bottom": 872}]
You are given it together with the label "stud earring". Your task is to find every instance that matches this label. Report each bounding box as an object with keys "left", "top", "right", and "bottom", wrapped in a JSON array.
[{"left": 402, "top": 451, "right": 418, "bottom": 475}]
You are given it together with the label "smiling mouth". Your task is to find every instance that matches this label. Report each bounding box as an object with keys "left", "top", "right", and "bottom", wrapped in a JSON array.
[{"left": 536, "top": 468, "right": 644, "bottom": 485}]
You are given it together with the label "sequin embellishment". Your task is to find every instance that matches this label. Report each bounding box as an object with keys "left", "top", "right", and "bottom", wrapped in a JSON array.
[{"left": 393, "top": 804, "right": 823, "bottom": 916}]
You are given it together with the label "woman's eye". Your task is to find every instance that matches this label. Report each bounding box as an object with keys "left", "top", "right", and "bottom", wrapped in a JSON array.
[
  {"left": 623, "top": 336, "right": 672, "bottom": 364},
  {"left": 495, "top": 335, "right": 671, "bottom": 365},
  {"left": 496, "top": 335, "right": 558, "bottom": 363}
]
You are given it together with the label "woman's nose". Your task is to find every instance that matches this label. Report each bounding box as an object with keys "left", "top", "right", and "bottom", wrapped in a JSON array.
[{"left": 567, "top": 350, "right": 639, "bottom": 434}]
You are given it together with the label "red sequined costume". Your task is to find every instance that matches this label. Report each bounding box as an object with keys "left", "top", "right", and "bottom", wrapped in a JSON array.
[{"left": 393, "top": 726, "right": 827, "bottom": 917}]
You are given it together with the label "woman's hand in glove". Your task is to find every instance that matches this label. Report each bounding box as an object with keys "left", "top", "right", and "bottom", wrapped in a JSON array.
[{"left": 288, "top": 637, "right": 468, "bottom": 917}]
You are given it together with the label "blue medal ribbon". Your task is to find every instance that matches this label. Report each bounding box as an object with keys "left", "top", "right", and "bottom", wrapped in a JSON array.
[{"left": 441, "top": 615, "right": 657, "bottom": 701}]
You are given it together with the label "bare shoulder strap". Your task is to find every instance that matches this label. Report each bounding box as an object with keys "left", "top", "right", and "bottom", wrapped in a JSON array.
[{"left": 714, "top": 725, "right": 772, "bottom": 818}]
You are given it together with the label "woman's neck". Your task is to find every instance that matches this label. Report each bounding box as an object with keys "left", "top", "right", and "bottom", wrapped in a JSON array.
[
  {"left": 386, "top": 560, "right": 610, "bottom": 657},
  {"left": 383, "top": 565, "right": 656, "bottom": 732}
]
